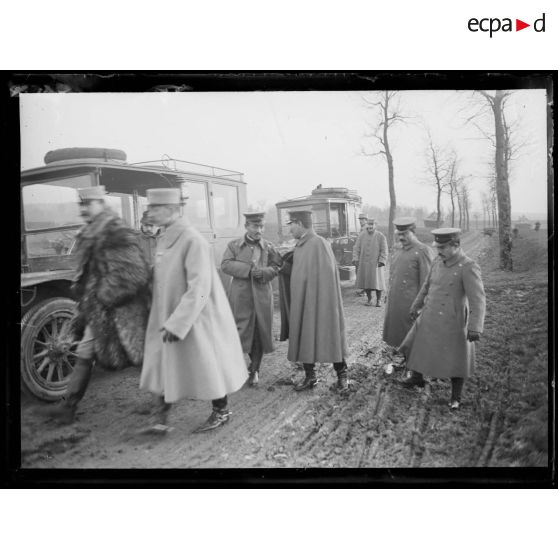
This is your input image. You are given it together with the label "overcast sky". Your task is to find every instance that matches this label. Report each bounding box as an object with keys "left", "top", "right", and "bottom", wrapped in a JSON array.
[{"left": 20, "top": 89, "right": 548, "bottom": 219}]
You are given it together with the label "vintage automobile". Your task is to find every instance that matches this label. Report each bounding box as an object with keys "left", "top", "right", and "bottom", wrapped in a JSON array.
[
  {"left": 21, "top": 147, "right": 247, "bottom": 401},
  {"left": 275, "top": 185, "right": 362, "bottom": 266}
]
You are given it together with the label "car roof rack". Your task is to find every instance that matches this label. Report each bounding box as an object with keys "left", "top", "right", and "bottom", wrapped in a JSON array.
[{"left": 129, "top": 155, "right": 243, "bottom": 181}]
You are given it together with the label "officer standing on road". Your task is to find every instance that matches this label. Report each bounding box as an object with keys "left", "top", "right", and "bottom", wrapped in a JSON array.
[
  {"left": 43, "top": 186, "right": 151, "bottom": 424},
  {"left": 352, "top": 218, "right": 388, "bottom": 306},
  {"left": 221, "top": 211, "right": 283, "bottom": 387},
  {"left": 398, "top": 228, "right": 486, "bottom": 410},
  {"left": 383, "top": 217, "right": 434, "bottom": 349},
  {"left": 139, "top": 188, "right": 248, "bottom": 432},
  {"left": 354, "top": 213, "right": 369, "bottom": 296},
  {"left": 285, "top": 210, "right": 349, "bottom": 393}
]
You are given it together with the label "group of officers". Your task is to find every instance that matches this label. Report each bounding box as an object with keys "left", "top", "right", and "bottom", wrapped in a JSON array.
[{"left": 43, "top": 185, "right": 486, "bottom": 434}]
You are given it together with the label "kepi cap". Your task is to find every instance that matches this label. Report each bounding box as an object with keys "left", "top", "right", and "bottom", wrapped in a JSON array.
[
  {"left": 78, "top": 185, "right": 106, "bottom": 202},
  {"left": 358, "top": 213, "right": 368, "bottom": 220},
  {"left": 141, "top": 210, "right": 155, "bottom": 225},
  {"left": 394, "top": 217, "right": 416, "bottom": 231},
  {"left": 286, "top": 209, "right": 313, "bottom": 227},
  {"left": 432, "top": 227, "right": 461, "bottom": 246},
  {"left": 244, "top": 211, "right": 265, "bottom": 224},
  {"left": 146, "top": 188, "right": 184, "bottom": 206}
]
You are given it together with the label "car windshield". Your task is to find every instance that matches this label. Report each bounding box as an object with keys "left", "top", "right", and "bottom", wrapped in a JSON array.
[{"left": 22, "top": 175, "right": 93, "bottom": 231}]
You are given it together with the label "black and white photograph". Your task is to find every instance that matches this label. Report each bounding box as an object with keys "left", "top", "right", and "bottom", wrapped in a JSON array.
[{"left": 9, "top": 73, "right": 552, "bottom": 477}]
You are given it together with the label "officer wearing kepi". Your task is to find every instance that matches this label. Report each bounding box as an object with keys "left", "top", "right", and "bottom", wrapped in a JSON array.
[
  {"left": 221, "top": 211, "right": 283, "bottom": 387},
  {"left": 383, "top": 217, "right": 434, "bottom": 350},
  {"left": 352, "top": 218, "right": 388, "bottom": 306},
  {"left": 354, "top": 213, "right": 370, "bottom": 296},
  {"left": 398, "top": 228, "right": 486, "bottom": 410},
  {"left": 140, "top": 188, "right": 248, "bottom": 432},
  {"left": 284, "top": 210, "right": 349, "bottom": 393}
]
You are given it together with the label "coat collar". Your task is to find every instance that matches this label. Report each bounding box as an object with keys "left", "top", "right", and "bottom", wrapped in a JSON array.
[
  {"left": 240, "top": 234, "right": 264, "bottom": 249},
  {"left": 442, "top": 249, "right": 465, "bottom": 268},
  {"left": 403, "top": 238, "right": 422, "bottom": 251},
  {"left": 159, "top": 218, "right": 187, "bottom": 249},
  {"left": 295, "top": 228, "right": 316, "bottom": 248}
]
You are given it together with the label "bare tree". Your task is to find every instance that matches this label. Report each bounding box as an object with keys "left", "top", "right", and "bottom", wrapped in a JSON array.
[
  {"left": 446, "top": 151, "right": 461, "bottom": 227},
  {"left": 464, "top": 90, "right": 516, "bottom": 270},
  {"left": 459, "top": 181, "right": 471, "bottom": 232},
  {"left": 361, "top": 91, "right": 409, "bottom": 247},
  {"left": 424, "top": 129, "right": 450, "bottom": 227}
]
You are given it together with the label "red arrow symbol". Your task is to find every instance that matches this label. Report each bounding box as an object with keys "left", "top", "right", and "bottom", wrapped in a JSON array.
[{"left": 516, "top": 19, "right": 530, "bottom": 31}]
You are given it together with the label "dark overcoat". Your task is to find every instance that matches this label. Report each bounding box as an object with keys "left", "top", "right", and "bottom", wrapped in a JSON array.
[
  {"left": 72, "top": 209, "right": 151, "bottom": 369},
  {"left": 140, "top": 220, "right": 247, "bottom": 402},
  {"left": 221, "top": 236, "right": 283, "bottom": 353},
  {"left": 287, "top": 230, "right": 348, "bottom": 364},
  {"left": 398, "top": 250, "right": 486, "bottom": 379},
  {"left": 383, "top": 239, "right": 434, "bottom": 347},
  {"left": 278, "top": 250, "right": 294, "bottom": 342},
  {"left": 353, "top": 230, "right": 388, "bottom": 290}
]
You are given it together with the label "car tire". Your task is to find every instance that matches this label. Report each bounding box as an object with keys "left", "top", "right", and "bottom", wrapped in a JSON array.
[
  {"left": 21, "top": 297, "right": 78, "bottom": 401},
  {"left": 44, "top": 147, "right": 127, "bottom": 164}
]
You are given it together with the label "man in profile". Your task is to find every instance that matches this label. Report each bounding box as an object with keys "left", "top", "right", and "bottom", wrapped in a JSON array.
[
  {"left": 43, "top": 186, "right": 151, "bottom": 424},
  {"left": 140, "top": 188, "right": 247, "bottom": 432},
  {"left": 285, "top": 210, "right": 349, "bottom": 393},
  {"left": 221, "top": 211, "right": 283, "bottom": 387}
]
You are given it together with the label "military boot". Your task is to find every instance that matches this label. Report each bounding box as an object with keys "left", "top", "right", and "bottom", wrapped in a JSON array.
[
  {"left": 294, "top": 366, "right": 317, "bottom": 391},
  {"left": 399, "top": 370, "right": 425, "bottom": 388},
  {"left": 42, "top": 357, "right": 94, "bottom": 425},
  {"left": 150, "top": 395, "right": 172, "bottom": 425},
  {"left": 247, "top": 369, "right": 259, "bottom": 387},
  {"left": 335, "top": 366, "right": 349, "bottom": 393}
]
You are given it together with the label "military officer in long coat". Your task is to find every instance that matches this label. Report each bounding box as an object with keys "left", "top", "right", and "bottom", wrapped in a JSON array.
[
  {"left": 285, "top": 210, "right": 349, "bottom": 393},
  {"left": 221, "top": 212, "right": 283, "bottom": 387},
  {"left": 398, "top": 228, "right": 486, "bottom": 410},
  {"left": 352, "top": 218, "right": 388, "bottom": 306},
  {"left": 354, "top": 213, "right": 369, "bottom": 296},
  {"left": 383, "top": 217, "right": 434, "bottom": 348},
  {"left": 44, "top": 186, "right": 151, "bottom": 424},
  {"left": 140, "top": 189, "right": 248, "bottom": 432}
]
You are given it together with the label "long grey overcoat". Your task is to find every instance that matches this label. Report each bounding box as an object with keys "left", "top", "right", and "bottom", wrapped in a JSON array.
[
  {"left": 221, "top": 236, "right": 283, "bottom": 353},
  {"left": 398, "top": 249, "right": 486, "bottom": 379},
  {"left": 383, "top": 240, "right": 434, "bottom": 347},
  {"left": 353, "top": 230, "right": 388, "bottom": 290},
  {"left": 287, "top": 230, "right": 348, "bottom": 364},
  {"left": 140, "top": 219, "right": 248, "bottom": 402}
]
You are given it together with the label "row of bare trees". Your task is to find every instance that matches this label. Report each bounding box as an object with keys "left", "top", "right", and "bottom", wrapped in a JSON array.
[
  {"left": 362, "top": 89, "right": 518, "bottom": 271},
  {"left": 423, "top": 135, "right": 473, "bottom": 231}
]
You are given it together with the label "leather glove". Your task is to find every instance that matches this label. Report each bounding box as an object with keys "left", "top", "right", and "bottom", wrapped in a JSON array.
[
  {"left": 161, "top": 328, "right": 180, "bottom": 343},
  {"left": 252, "top": 268, "right": 264, "bottom": 280},
  {"left": 378, "top": 262, "right": 385, "bottom": 267},
  {"left": 467, "top": 330, "right": 481, "bottom": 342}
]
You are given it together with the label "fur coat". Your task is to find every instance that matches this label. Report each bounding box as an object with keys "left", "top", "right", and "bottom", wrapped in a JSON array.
[{"left": 71, "top": 209, "right": 151, "bottom": 369}]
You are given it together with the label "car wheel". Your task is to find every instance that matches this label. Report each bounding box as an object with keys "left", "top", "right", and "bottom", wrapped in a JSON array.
[{"left": 21, "top": 297, "right": 78, "bottom": 401}]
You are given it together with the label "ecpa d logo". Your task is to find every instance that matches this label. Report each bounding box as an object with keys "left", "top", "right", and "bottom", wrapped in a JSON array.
[{"left": 468, "top": 13, "right": 546, "bottom": 37}]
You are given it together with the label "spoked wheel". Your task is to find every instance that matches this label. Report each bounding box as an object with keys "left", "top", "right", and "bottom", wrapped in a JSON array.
[{"left": 21, "top": 297, "right": 78, "bottom": 401}]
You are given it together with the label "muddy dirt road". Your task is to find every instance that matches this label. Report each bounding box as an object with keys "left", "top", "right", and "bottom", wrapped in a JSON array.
[{"left": 21, "top": 231, "right": 533, "bottom": 469}]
